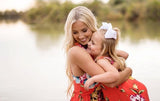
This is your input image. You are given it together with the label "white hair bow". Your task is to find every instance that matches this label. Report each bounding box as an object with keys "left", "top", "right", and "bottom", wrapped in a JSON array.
[{"left": 100, "top": 22, "right": 117, "bottom": 39}]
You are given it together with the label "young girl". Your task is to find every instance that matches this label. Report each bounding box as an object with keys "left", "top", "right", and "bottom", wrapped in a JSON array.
[
  {"left": 64, "top": 6, "right": 133, "bottom": 101},
  {"left": 84, "top": 22, "right": 150, "bottom": 101}
]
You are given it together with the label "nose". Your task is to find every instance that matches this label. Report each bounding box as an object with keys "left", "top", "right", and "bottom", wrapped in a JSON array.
[
  {"left": 88, "top": 40, "right": 91, "bottom": 46},
  {"left": 78, "top": 32, "right": 84, "bottom": 39}
]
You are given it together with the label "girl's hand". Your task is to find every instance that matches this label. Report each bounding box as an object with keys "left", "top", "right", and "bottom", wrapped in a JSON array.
[{"left": 84, "top": 78, "right": 95, "bottom": 91}]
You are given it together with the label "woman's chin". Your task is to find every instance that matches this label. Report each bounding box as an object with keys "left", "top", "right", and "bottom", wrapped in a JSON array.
[
  {"left": 81, "top": 42, "right": 87, "bottom": 46},
  {"left": 80, "top": 40, "right": 89, "bottom": 46}
]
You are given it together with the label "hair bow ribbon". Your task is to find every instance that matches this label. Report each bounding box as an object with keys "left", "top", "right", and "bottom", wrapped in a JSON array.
[{"left": 100, "top": 22, "right": 117, "bottom": 39}]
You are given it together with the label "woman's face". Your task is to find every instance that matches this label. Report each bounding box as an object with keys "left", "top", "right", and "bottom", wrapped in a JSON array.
[
  {"left": 87, "top": 32, "right": 102, "bottom": 58},
  {"left": 72, "top": 20, "right": 93, "bottom": 45}
]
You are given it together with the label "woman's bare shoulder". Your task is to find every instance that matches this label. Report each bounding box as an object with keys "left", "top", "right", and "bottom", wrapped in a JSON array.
[{"left": 68, "top": 46, "right": 89, "bottom": 58}]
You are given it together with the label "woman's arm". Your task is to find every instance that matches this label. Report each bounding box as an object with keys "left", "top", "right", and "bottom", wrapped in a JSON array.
[
  {"left": 68, "top": 46, "right": 105, "bottom": 76},
  {"left": 116, "top": 50, "right": 129, "bottom": 60},
  {"left": 113, "top": 49, "right": 129, "bottom": 70},
  {"left": 69, "top": 46, "right": 132, "bottom": 86},
  {"left": 84, "top": 59, "right": 120, "bottom": 90}
]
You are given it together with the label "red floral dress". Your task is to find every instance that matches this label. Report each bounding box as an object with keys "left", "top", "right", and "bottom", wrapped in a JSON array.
[
  {"left": 98, "top": 56, "right": 150, "bottom": 101},
  {"left": 71, "top": 73, "right": 104, "bottom": 101}
]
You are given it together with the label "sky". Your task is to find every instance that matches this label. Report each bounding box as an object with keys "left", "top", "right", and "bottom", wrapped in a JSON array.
[
  {"left": 0, "top": 0, "right": 109, "bottom": 11},
  {"left": 0, "top": 0, "right": 35, "bottom": 11}
]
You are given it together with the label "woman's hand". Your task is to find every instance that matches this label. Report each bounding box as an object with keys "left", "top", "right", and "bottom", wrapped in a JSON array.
[{"left": 116, "top": 50, "right": 129, "bottom": 60}]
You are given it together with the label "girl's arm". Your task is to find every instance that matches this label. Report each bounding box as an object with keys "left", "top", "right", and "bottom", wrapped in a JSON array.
[
  {"left": 84, "top": 59, "right": 120, "bottom": 90},
  {"left": 104, "top": 67, "right": 132, "bottom": 87}
]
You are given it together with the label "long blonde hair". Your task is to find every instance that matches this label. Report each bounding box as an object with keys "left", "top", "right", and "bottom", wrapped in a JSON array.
[
  {"left": 64, "top": 6, "right": 98, "bottom": 96},
  {"left": 97, "top": 28, "right": 126, "bottom": 71}
]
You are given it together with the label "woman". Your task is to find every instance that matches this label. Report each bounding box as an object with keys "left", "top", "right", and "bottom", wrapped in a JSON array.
[{"left": 64, "top": 6, "right": 132, "bottom": 101}]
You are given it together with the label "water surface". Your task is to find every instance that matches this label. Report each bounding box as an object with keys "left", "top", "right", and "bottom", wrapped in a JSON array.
[{"left": 0, "top": 20, "right": 160, "bottom": 101}]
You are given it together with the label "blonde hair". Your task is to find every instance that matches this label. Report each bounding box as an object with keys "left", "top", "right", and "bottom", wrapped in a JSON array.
[
  {"left": 97, "top": 28, "right": 126, "bottom": 71},
  {"left": 64, "top": 6, "right": 98, "bottom": 96}
]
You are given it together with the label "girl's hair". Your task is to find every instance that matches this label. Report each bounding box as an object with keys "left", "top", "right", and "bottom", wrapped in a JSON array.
[
  {"left": 97, "top": 28, "right": 126, "bottom": 71},
  {"left": 64, "top": 6, "right": 98, "bottom": 96}
]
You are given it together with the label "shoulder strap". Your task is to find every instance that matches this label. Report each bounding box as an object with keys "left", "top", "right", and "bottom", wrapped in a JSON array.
[
  {"left": 74, "top": 42, "right": 82, "bottom": 47},
  {"left": 96, "top": 56, "right": 105, "bottom": 60}
]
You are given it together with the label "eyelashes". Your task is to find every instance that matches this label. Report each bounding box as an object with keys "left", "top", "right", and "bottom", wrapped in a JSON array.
[
  {"left": 73, "top": 28, "right": 88, "bottom": 34},
  {"left": 82, "top": 29, "right": 87, "bottom": 32},
  {"left": 73, "top": 31, "right": 77, "bottom": 34}
]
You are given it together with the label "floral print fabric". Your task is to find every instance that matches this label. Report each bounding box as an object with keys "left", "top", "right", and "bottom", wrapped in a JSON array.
[
  {"left": 102, "top": 77, "right": 149, "bottom": 101},
  {"left": 71, "top": 73, "right": 104, "bottom": 101}
]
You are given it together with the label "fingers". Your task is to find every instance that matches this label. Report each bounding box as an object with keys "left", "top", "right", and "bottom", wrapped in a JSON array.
[
  {"left": 84, "top": 78, "right": 94, "bottom": 90},
  {"left": 84, "top": 82, "right": 90, "bottom": 91}
]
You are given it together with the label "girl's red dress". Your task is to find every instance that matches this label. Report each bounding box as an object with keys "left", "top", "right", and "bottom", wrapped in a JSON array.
[
  {"left": 70, "top": 43, "right": 149, "bottom": 101},
  {"left": 99, "top": 56, "right": 150, "bottom": 101}
]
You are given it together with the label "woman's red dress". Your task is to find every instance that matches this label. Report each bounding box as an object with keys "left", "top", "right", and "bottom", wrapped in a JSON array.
[{"left": 70, "top": 73, "right": 104, "bottom": 101}]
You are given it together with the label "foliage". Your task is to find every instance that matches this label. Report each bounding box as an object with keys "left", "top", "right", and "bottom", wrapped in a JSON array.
[
  {"left": 146, "top": 0, "right": 160, "bottom": 21},
  {"left": 22, "top": 1, "right": 75, "bottom": 24},
  {"left": 0, "top": 0, "right": 160, "bottom": 23},
  {"left": 0, "top": 10, "right": 21, "bottom": 20}
]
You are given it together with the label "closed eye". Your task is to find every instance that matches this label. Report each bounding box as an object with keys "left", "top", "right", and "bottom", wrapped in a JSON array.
[
  {"left": 73, "top": 31, "right": 78, "bottom": 34},
  {"left": 82, "top": 28, "right": 87, "bottom": 32},
  {"left": 91, "top": 40, "right": 95, "bottom": 45}
]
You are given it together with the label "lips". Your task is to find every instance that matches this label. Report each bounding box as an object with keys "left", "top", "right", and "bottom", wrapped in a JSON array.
[
  {"left": 80, "top": 38, "right": 87, "bottom": 42},
  {"left": 79, "top": 38, "right": 88, "bottom": 45}
]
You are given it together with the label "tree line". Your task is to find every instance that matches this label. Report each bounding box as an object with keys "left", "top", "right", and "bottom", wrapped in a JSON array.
[{"left": 0, "top": 0, "right": 160, "bottom": 24}]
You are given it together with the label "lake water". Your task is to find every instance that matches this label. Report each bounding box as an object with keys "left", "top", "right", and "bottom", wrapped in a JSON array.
[{"left": 0, "top": 20, "right": 160, "bottom": 101}]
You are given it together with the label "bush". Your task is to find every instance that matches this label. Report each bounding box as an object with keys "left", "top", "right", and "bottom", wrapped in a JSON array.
[{"left": 146, "top": 0, "right": 160, "bottom": 21}]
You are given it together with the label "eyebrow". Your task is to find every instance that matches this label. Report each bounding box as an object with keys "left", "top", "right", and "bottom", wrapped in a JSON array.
[{"left": 72, "top": 30, "right": 77, "bottom": 32}]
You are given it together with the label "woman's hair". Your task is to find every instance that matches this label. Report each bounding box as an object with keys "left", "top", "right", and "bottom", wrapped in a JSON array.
[
  {"left": 97, "top": 28, "right": 126, "bottom": 71},
  {"left": 64, "top": 6, "right": 98, "bottom": 96},
  {"left": 64, "top": 6, "right": 98, "bottom": 53}
]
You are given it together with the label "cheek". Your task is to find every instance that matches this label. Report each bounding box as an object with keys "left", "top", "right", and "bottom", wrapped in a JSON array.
[
  {"left": 73, "top": 34, "right": 78, "bottom": 41},
  {"left": 97, "top": 49, "right": 102, "bottom": 55},
  {"left": 86, "top": 30, "right": 93, "bottom": 38},
  {"left": 94, "top": 47, "right": 102, "bottom": 55},
  {"left": 91, "top": 47, "right": 98, "bottom": 54}
]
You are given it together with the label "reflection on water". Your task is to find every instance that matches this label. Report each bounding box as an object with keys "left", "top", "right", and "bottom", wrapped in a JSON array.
[
  {"left": 0, "top": 20, "right": 160, "bottom": 101},
  {"left": 111, "top": 20, "right": 160, "bottom": 43},
  {"left": 0, "top": 20, "right": 67, "bottom": 101},
  {"left": 29, "top": 22, "right": 64, "bottom": 50}
]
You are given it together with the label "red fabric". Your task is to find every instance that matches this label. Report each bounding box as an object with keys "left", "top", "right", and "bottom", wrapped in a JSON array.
[
  {"left": 102, "top": 77, "right": 150, "bottom": 101},
  {"left": 74, "top": 43, "right": 82, "bottom": 47},
  {"left": 71, "top": 81, "right": 104, "bottom": 101}
]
